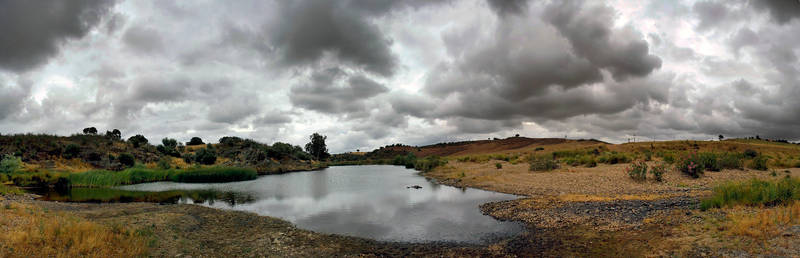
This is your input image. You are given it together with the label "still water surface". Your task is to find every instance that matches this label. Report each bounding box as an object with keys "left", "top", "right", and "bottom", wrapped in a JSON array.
[{"left": 58, "top": 165, "right": 524, "bottom": 243}]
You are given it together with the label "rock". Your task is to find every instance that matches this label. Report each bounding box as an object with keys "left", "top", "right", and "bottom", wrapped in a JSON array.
[
  {"left": 406, "top": 185, "right": 422, "bottom": 189},
  {"left": 782, "top": 225, "right": 800, "bottom": 237}
]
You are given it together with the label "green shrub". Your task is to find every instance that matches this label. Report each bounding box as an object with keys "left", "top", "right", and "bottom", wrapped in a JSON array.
[
  {"left": 0, "top": 154, "right": 21, "bottom": 174},
  {"left": 194, "top": 148, "right": 217, "bottom": 165},
  {"left": 392, "top": 153, "right": 417, "bottom": 168},
  {"left": 63, "top": 143, "right": 80, "bottom": 159},
  {"left": 171, "top": 167, "right": 257, "bottom": 183},
  {"left": 157, "top": 156, "right": 172, "bottom": 170},
  {"left": 750, "top": 155, "right": 768, "bottom": 171},
  {"left": 677, "top": 151, "right": 704, "bottom": 178},
  {"left": 662, "top": 153, "right": 676, "bottom": 164},
  {"left": 650, "top": 163, "right": 667, "bottom": 182},
  {"left": 597, "top": 152, "right": 631, "bottom": 164},
  {"left": 627, "top": 160, "right": 647, "bottom": 181},
  {"left": 700, "top": 177, "right": 800, "bottom": 210},
  {"left": 118, "top": 153, "right": 135, "bottom": 167},
  {"left": 495, "top": 162, "right": 502, "bottom": 169},
  {"left": 719, "top": 153, "right": 744, "bottom": 169},
  {"left": 128, "top": 134, "right": 149, "bottom": 148},
  {"left": 698, "top": 152, "right": 721, "bottom": 172},
  {"left": 529, "top": 155, "right": 558, "bottom": 171},
  {"left": 534, "top": 147, "right": 544, "bottom": 151}
]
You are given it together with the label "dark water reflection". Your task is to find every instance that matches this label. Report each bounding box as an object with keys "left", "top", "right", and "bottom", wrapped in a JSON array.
[{"left": 46, "top": 165, "right": 524, "bottom": 244}]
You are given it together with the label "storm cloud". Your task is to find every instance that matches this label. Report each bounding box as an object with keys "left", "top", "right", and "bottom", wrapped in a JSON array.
[
  {"left": 0, "top": 0, "right": 116, "bottom": 72},
  {"left": 2, "top": 0, "right": 800, "bottom": 152}
]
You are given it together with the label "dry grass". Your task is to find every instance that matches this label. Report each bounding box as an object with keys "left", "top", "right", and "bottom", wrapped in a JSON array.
[
  {"left": 0, "top": 202, "right": 146, "bottom": 257},
  {"left": 726, "top": 202, "right": 800, "bottom": 239},
  {"left": 557, "top": 193, "right": 671, "bottom": 202}
]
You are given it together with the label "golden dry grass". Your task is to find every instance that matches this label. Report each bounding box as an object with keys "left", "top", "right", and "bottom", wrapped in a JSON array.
[
  {"left": 726, "top": 202, "right": 800, "bottom": 239},
  {"left": 0, "top": 202, "right": 146, "bottom": 257}
]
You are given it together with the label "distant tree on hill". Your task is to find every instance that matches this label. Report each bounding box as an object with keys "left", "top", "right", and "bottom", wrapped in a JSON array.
[
  {"left": 157, "top": 138, "right": 180, "bottom": 157},
  {"left": 187, "top": 137, "right": 204, "bottom": 146},
  {"left": 128, "top": 134, "right": 149, "bottom": 148},
  {"left": 82, "top": 127, "right": 98, "bottom": 135},
  {"left": 515, "top": 134, "right": 520, "bottom": 137},
  {"left": 105, "top": 129, "right": 121, "bottom": 140},
  {"left": 718, "top": 135, "right": 724, "bottom": 141},
  {"left": 305, "top": 133, "right": 329, "bottom": 160}
]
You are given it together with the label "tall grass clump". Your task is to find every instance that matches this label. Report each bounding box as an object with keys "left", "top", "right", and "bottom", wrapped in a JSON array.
[
  {"left": 171, "top": 167, "right": 257, "bottom": 183},
  {"left": 701, "top": 177, "right": 800, "bottom": 210},
  {"left": 719, "top": 152, "right": 745, "bottom": 170},
  {"left": 750, "top": 155, "right": 769, "bottom": 171},
  {"left": 69, "top": 168, "right": 172, "bottom": 187}
]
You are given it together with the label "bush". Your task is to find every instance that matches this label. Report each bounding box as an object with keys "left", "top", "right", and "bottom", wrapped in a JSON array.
[
  {"left": 677, "top": 151, "right": 704, "bottom": 178},
  {"left": 63, "top": 144, "right": 80, "bottom": 159},
  {"left": 495, "top": 162, "right": 502, "bottom": 169},
  {"left": 392, "top": 154, "right": 417, "bottom": 168},
  {"left": 182, "top": 153, "right": 193, "bottom": 164},
  {"left": 157, "top": 156, "right": 172, "bottom": 170},
  {"left": 662, "top": 153, "right": 676, "bottom": 164},
  {"left": 194, "top": 148, "right": 217, "bottom": 165},
  {"left": 743, "top": 149, "right": 759, "bottom": 158},
  {"left": 698, "top": 152, "right": 721, "bottom": 172},
  {"left": 414, "top": 156, "right": 446, "bottom": 172},
  {"left": 597, "top": 152, "right": 631, "bottom": 164},
  {"left": 529, "top": 155, "right": 558, "bottom": 171},
  {"left": 701, "top": 177, "right": 800, "bottom": 210},
  {"left": 627, "top": 160, "right": 647, "bottom": 181},
  {"left": 750, "top": 155, "right": 769, "bottom": 171},
  {"left": 719, "top": 153, "right": 744, "bottom": 169},
  {"left": 650, "top": 163, "right": 668, "bottom": 182},
  {"left": 0, "top": 154, "right": 21, "bottom": 174},
  {"left": 118, "top": 153, "right": 135, "bottom": 168}
]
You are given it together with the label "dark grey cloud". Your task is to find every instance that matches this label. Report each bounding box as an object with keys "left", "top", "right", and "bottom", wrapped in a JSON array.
[
  {"left": 289, "top": 68, "right": 388, "bottom": 115},
  {"left": 0, "top": 0, "right": 116, "bottom": 72},
  {"left": 254, "top": 112, "right": 292, "bottom": 125},
  {"left": 544, "top": 1, "right": 662, "bottom": 81},
  {"left": 0, "top": 79, "right": 32, "bottom": 120},
  {"left": 751, "top": 0, "right": 800, "bottom": 24},
  {"left": 268, "top": 1, "right": 397, "bottom": 76},
  {"left": 486, "top": 0, "right": 528, "bottom": 16}
]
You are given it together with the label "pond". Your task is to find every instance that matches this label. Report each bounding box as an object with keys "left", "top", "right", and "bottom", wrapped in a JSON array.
[{"left": 40, "top": 165, "right": 524, "bottom": 244}]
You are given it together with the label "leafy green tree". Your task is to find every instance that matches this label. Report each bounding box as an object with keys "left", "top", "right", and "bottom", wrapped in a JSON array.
[
  {"left": 82, "top": 127, "right": 98, "bottom": 134},
  {"left": 128, "top": 134, "right": 149, "bottom": 148},
  {"left": 186, "top": 137, "right": 204, "bottom": 146},
  {"left": 0, "top": 154, "right": 21, "bottom": 174},
  {"left": 304, "top": 133, "right": 329, "bottom": 160},
  {"left": 268, "top": 142, "right": 295, "bottom": 159},
  {"left": 105, "top": 129, "right": 122, "bottom": 140}
]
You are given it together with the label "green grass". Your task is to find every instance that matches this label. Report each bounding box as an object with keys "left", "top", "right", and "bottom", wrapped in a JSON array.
[
  {"left": 701, "top": 177, "right": 800, "bottom": 210},
  {"left": 69, "top": 167, "right": 257, "bottom": 187}
]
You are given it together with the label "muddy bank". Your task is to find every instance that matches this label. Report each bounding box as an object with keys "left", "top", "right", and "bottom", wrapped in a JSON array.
[{"left": 21, "top": 198, "right": 507, "bottom": 257}]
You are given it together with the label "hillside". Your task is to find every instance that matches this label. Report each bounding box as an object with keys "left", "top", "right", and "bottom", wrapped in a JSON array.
[{"left": 0, "top": 134, "right": 321, "bottom": 174}]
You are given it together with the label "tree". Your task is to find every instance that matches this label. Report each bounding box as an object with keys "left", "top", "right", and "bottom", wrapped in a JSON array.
[
  {"left": 187, "top": 137, "right": 204, "bottom": 146},
  {"left": 128, "top": 134, "right": 149, "bottom": 148},
  {"left": 63, "top": 144, "right": 80, "bottom": 159},
  {"left": 718, "top": 135, "right": 724, "bottom": 141},
  {"left": 82, "top": 127, "right": 98, "bottom": 135},
  {"left": 157, "top": 138, "right": 180, "bottom": 157},
  {"left": 304, "top": 133, "right": 329, "bottom": 160},
  {"left": 105, "top": 129, "right": 121, "bottom": 140},
  {"left": 162, "top": 138, "right": 178, "bottom": 149},
  {"left": 515, "top": 134, "right": 520, "bottom": 137}
]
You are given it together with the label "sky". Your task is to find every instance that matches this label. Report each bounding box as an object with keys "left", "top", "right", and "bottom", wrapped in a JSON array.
[{"left": 1, "top": 0, "right": 799, "bottom": 153}]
